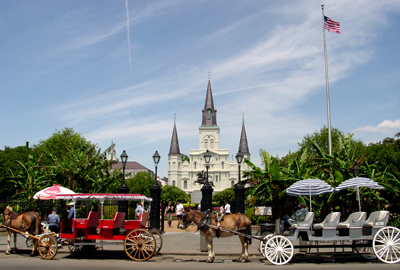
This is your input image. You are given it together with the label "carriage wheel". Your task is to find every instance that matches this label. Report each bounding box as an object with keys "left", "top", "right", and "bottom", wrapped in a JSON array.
[
  {"left": 258, "top": 234, "right": 274, "bottom": 259},
  {"left": 372, "top": 226, "right": 400, "bottom": 264},
  {"left": 37, "top": 235, "right": 58, "bottom": 260},
  {"left": 148, "top": 228, "right": 163, "bottom": 255},
  {"left": 124, "top": 229, "right": 156, "bottom": 261},
  {"left": 263, "top": 235, "right": 294, "bottom": 265},
  {"left": 354, "top": 240, "right": 376, "bottom": 260},
  {"left": 67, "top": 237, "right": 84, "bottom": 253}
]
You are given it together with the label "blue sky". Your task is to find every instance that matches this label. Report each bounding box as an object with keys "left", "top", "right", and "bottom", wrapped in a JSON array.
[{"left": 1, "top": 0, "right": 400, "bottom": 177}]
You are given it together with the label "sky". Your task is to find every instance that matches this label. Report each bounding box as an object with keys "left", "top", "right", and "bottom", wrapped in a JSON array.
[{"left": 1, "top": 0, "right": 400, "bottom": 178}]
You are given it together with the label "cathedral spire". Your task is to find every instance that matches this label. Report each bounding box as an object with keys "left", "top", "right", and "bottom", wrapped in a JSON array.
[
  {"left": 169, "top": 115, "right": 181, "bottom": 155},
  {"left": 201, "top": 80, "right": 217, "bottom": 126},
  {"left": 238, "top": 115, "right": 250, "bottom": 155}
]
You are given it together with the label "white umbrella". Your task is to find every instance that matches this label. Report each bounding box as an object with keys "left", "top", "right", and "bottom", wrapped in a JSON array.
[
  {"left": 285, "top": 179, "right": 334, "bottom": 211},
  {"left": 334, "top": 177, "right": 384, "bottom": 211},
  {"left": 33, "top": 184, "right": 76, "bottom": 200}
]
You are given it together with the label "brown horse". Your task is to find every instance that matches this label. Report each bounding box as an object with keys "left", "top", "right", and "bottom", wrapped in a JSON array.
[
  {"left": 181, "top": 207, "right": 252, "bottom": 263},
  {"left": 2, "top": 206, "right": 42, "bottom": 256}
]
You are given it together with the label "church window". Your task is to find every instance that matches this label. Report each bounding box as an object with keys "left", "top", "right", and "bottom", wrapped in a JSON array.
[
  {"left": 172, "top": 181, "right": 176, "bottom": 186},
  {"left": 221, "top": 162, "right": 224, "bottom": 169},
  {"left": 204, "top": 139, "right": 208, "bottom": 149},
  {"left": 194, "top": 161, "right": 197, "bottom": 169},
  {"left": 178, "top": 162, "right": 180, "bottom": 169},
  {"left": 210, "top": 139, "right": 214, "bottom": 149},
  {"left": 172, "top": 162, "right": 176, "bottom": 169},
  {"left": 216, "top": 175, "right": 218, "bottom": 182},
  {"left": 231, "top": 181, "right": 235, "bottom": 187},
  {"left": 184, "top": 181, "right": 187, "bottom": 189}
]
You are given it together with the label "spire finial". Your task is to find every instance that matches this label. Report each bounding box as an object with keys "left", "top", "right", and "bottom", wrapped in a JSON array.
[
  {"left": 174, "top": 113, "right": 176, "bottom": 123},
  {"left": 242, "top": 113, "right": 244, "bottom": 122},
  {"left": 208, "top": 70, "right": 211, "bottom": 80}
]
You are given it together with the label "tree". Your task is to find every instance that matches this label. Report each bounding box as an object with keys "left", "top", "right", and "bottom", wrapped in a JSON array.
[
  {"left": 181, "top": 154, "right": 190, "bottom": 163},
  {"left": 161, "top": 185, "right": 190, "bottom": 204},
  {"left": 298, "top": 126, "right": 365, "bottom": 157},
  {"left": 243, "top": 150, "right": 294, "bottom": 219},
  {"left": 35, "top": 128, "right": 115, "bottom": 193},
  {"left": 125, "top": 171, "right": 155, "bottom": 197},
  {"left": 212, "top": 188, "right": 234, "bottom": 205},
  {"left": 8, "top": 154, "right": 54, "bottom": 202}
]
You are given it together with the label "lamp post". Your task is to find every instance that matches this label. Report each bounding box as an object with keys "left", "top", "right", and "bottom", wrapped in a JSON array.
[
  {"left": 234, "top": 151, "right": 245, "bottom": 213},
  {"left": 201, "top": 150, "right": 213, "bottom": 212},
  {"left": 117, "top": 150, "right": 129, "bottom": 213},
  {"left": 150, "top": 151, "right": 162, "bottom": 230}
]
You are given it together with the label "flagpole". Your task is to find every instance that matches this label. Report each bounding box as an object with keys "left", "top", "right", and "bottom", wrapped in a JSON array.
[{"left": 321, "top": 4, "right": 333, "bottom": 156}]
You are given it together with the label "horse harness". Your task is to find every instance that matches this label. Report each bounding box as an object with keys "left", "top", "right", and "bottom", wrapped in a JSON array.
[
  {"left": 3, "top": 210, "right": 36, "bottom": 231},
  {"left": 197, "top": 210, "right": 247, "bottom": 238}
]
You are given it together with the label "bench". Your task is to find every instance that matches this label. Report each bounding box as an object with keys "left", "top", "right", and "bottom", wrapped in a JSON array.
[
  {"left": 362, "top": 210, "right": 389, "bottom": 236},
  {"left": 313, "top": 212, "right": 341, "bottom": 238},
  {"left": 337, "top": 212, "right": 366, "bottom": 238},
  {"left": 73, "top": 211, "right": 101, "bottom": 236},
  {"left": 124, "top": 212, "right": 149, "bottom": 230},
  {"left": 98, "top": 212, "right": 126, "bottom": 238}
]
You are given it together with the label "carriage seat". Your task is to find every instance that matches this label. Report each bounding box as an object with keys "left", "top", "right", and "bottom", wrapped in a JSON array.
[
  {"left": 74, "top": 211, "right": 101, "bottom": 229},
  {"left": 313, "top": 212, "right": 341, "bottom": 230},
  {"left": 337, "top": 212, "right": 366, "bottom": 229},
  {"left": 313, "top": 212, "right": 341, "bottom": 237},
  {"left": 362, "top": 210, "right": 389, "bottom": 236},
  {"left": 289, "top": 212, "right": 315, "bottom": 230},
  {"left": 363, "top": 210, "right": 389, "bottom": 228},
  {"left": 124, "top": 212, "right": 149, "bottom": 230},
  {"left": 98, "top": 212, "right": 126, "bottom": 229}
]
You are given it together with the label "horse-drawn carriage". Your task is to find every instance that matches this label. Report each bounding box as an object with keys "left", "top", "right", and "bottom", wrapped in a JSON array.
[
  {"left": 1, "top": 193, "right": 162, "bottom": 261},
  {"left": 181, "top": 207, "right": 400, "bottom": 265},
  {"left": 56, "top": 193, "right": 162, "bottom": 261}
]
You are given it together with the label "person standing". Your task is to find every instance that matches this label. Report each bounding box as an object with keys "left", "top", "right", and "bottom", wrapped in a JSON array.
[
  {"left": 48, "top": 209, "right": 60, "bottom": 233},
  {"left": 175, "top": 201, "right": 184, "bottom": 229},
  {"left": 165, "top": 202, "right": 174, "bottom": 228},
  {"left": 224, "top": 202, "right": 231, "bottom": 215},
  {"left": 135, "top": 201, "right": 144, "bottom": 220},
  {"left": 68, "top": 202, "right": 75, "bottom": 219},
  {"left": 219, "top": 204, "right": 225, "bottom": 214}
]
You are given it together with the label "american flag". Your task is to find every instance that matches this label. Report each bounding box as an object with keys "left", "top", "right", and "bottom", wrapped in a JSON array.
[{"left": 324, "top": 16, "right": 341, "bottom": 34}]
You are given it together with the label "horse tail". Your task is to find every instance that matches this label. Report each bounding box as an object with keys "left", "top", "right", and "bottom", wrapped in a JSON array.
[{"left": 27, "top": 212, "right": 41, "bottom": 235}]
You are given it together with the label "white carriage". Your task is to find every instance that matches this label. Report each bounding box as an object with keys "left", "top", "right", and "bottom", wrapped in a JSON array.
[{"left": 259, "top": 210, "right": 400, "bottom": 265}]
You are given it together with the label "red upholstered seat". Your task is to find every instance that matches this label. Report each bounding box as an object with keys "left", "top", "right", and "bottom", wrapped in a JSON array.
[
  {"left": 74, "top": 211, "right": 101, "bottom": 229},
  {"left": 98, "top": 212, "right": 126, "bottom": 229}
]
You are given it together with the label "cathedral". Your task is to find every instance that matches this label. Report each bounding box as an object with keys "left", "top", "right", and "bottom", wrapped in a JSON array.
[{"left": 168, "top": 79, "right": 251, "bottom": 195}]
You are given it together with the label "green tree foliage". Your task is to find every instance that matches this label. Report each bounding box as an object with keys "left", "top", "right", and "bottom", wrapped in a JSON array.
[
  {"left": 35, "top": 128, "right": 116, "bottom": 193},
  {"left": 161, "top": 185, "right": 190, "bottom": 204},
  {"left": 244, "top": 150, "right": 294, "bottom": 219},
  {"left": 0, "top": 145, "right": 30, "bottom": 197},
  {"left": 212, "top": 188, "right": 234, "bottom": 205},
  {"left": 8, "top": 154, "right": 54, "bottom": 202},
  {"left": 125, "top": 171, "right": 155, "bottom": 197},
  {"left": 298, "top": 126, "right": 365, "bottom": 158},
  {"left": 181, "top": 154, "right": 190, "bottom": 163}
]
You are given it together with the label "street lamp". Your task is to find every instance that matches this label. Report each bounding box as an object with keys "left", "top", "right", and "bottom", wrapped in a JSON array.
[
  {"left": 201, "top": 149, "right": 213, "bottom": 212},
  {"left": 152, "top": 151, "right": 161, "bottom": 186},
  {"left": 150, "top": 151, "right": 162, "bottom": 230},
  {"left": 117, "top": 150, "right": 129, "bottom": 213},
  {"left": 234, "top": 151, "right": 245, "bottom": 213},
  {"left": 204, "top": 149, "right": 212, "bottom": 185},
  {"left": 120, "top": 150, "right": 128, "bottom": 184},
  {"left": 351, "top": 161, "right": 361, "bottom": 178}
]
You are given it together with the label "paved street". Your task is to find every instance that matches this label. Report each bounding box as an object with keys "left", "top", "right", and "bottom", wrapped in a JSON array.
[{"left": 1, "top": 223, "right": 399, "bottom": 268}]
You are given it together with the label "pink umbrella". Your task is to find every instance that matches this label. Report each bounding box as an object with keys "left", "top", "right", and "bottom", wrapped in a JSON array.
[{"left": 33, "top": 184, "right": 76, "bottom": 200}]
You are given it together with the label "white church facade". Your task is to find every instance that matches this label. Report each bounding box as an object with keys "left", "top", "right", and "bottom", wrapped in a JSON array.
[{"left": 168, "top": 79, "right": 251, "bottom": 195}]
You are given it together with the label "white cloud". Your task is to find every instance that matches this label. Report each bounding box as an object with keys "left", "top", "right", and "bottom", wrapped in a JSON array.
[{"left": 355, "top": 120, "right": 400, "bottom": 134}]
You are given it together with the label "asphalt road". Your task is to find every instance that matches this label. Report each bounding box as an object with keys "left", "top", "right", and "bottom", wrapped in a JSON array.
[{"left": 1, "top": 251, "right": 400, "bottom": 270}]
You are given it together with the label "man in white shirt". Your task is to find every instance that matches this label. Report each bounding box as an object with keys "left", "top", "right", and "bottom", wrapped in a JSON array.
[
  {"left": 224, "top": 203, "right": 231, "bottom": 215},
  {"left": 175, "top": 201, "right": 184, "bottom": 228}
]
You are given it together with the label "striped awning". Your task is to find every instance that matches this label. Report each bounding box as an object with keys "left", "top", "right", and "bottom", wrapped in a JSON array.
[{"left": 334, "top": 177, "right": 384, "bottom": 192}]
